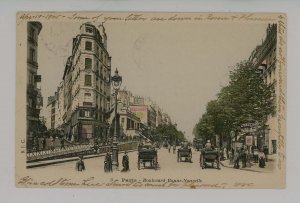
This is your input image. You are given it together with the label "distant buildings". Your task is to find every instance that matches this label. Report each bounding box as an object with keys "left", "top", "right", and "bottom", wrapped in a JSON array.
[
  {"left": 118, "top": 90, "right": 171, "bottom": 130},
  {"left": 249, "top": 24, "right": 278, "bottom": 154},
  {"left": 27, "top": 22, "right": 43, "bottom": 145}
]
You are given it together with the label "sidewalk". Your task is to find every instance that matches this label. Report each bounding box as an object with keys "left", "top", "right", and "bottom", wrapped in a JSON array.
[
  {"left": 27, "top": 149, "right": 136, "bottom": 168},
  {"left": 220, "top": 154, "right": 276, "bottom": 173}
]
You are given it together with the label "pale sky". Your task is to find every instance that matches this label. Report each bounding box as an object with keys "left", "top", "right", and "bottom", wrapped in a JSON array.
[{"left": 37, "top": 21, "right": 268, "bottom": 141}]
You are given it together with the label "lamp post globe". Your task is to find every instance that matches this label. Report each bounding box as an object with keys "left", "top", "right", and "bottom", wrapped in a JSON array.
[{"left": 111, "top": 68, "right": 122, "bottom": 171}]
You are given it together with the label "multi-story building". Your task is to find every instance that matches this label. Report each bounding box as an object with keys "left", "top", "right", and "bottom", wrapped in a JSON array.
[
  {"left": 53, "top": 22, "right": 112, "bottom": 143},
  {"left": 249, "top": 24, "right": 277, "bottom": 154},
  {"left": 119, "top": 106, "right": 141, "bottom": 139},
  {"left": 46, "top": 82, "right": 65, "bottom": 130},
  {"left": 46, "top": 95, "right": 56, "bottom": 130},
  {"left": 27, "top": 21, "right": 43, "bottom": 146}
]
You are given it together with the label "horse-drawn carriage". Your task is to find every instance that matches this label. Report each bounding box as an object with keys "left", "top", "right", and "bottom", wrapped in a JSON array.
[
  {"left": 177, "top": 148, "right": 192, "bottom": 162},
  {"left": 200, "top": 148, "right": 220, "bottom": 169},
  {"left": 137, "top": 144, "right": 158, "bottom": 170}
]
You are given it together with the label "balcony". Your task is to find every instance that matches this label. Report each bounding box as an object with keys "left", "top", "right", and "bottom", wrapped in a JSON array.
[{"left": 27, "top": 59, "right": 38, "bottom": 68}]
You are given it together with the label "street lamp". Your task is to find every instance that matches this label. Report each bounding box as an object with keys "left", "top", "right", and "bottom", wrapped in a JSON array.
[{"left": 111, "top": 68, "right": 122, "bottom": 170}]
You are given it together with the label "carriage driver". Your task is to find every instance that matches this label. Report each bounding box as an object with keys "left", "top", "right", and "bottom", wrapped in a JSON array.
[{"left": 205, "top": 140, "right": 212, "bottom": 150}]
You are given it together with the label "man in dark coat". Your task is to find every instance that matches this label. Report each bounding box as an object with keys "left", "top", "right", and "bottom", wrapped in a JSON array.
[
  {"left": 122, "top": 151, "right": 129, "bottom": 172},
  {"left": 75, "top": 156, "right": 85, "bottom": 172},
  {"left": 104, "top": 151, "right": 112, "bottom": 172},
  {"left": 60, "top": 138, "right": 65, "bottom": 150}
]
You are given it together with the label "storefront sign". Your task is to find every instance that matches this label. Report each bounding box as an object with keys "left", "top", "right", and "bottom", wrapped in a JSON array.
[{"left": 245, "top": 135, "right": 253, "bottom": 146}]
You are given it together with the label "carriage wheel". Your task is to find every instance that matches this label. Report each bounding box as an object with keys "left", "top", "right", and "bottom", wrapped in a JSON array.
[{"left": 202, "top": 162, "right": 205, "bottom": 169}]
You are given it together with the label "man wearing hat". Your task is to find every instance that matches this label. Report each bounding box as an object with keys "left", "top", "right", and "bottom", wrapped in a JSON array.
[
  {"left": 122, "top": 151, "right": 129, "bottom": 172},
  {"left": 205, "top": 140, "right": 212, "bottom": 150}
]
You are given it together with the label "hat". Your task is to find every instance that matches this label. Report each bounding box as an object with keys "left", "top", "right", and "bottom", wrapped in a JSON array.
[{"left": 207, "top": 140, "right": 210, "bottom": 143}]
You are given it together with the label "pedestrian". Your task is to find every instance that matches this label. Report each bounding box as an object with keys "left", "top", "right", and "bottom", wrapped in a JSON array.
[
  {"left": 223, "top": 147, "right": 228, "bottom": 160},
  {"left": 60, "top": 138, "right": 65, "bottom": 150},
  {"left": 246, "top": 149, "right": 252, "bottom": 168},
  {"left": 253, "top": 147, "right": 259, "bottom": 163},
  {"left": 258, "top": 149, "right": 266, "bottom": 168},
  {"left": 173, "top": 145, "right": 176, "bottom": 154},
  {"left": 168, "top": 144, "right": 171, "bottom": 153},
  {"left": 228, "top": 149, "right": 233, "bottom": 165},
  {"left": 104, "top": 151, "right": 112, "bottom": 172},
  {"left": 241, "top": 147, "right": 247, "bottom": 168},
  {"left": 233, "top": 149, "right": 240, "bottom": 169},
  {"left": 75, "top": 156, "right": 85, "bottom": 172},
  {"left": 121, "top": 151, "right": 129, "bottom": 172},
  {"left": 42, "top": 137, "right": 46, "bottom": 150}
]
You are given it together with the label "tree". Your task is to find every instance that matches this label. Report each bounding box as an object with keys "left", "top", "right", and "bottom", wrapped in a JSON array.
[
  {"left": 152, "top": 123, "right": 186, "bottom": 144},
  {"left": 193, "top": 61, "right": 275, "bottom": 145}
]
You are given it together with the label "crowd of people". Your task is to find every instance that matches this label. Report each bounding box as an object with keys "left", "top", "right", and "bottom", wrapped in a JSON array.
[
  {"left": 201, "top": 140, "right": 268, "bottom": 169},
  {"left": 75, "top": 150, "right": 130, "bottom": 172}
]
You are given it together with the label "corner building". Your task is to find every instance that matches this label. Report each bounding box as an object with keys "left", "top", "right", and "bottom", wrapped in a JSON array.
[{"left": 62, "top": 23, "right": 111, "bottom": 143}]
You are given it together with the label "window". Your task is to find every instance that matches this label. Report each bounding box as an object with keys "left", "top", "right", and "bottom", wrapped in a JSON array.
[
  {"left": 127, "top": 118, "right": 130, "bottom": 129},
  {"left": 85, "top": 75, "right": 92, "bottom": 86},
  {"left": 84, "top": 110, "right": 89, "bottom": 117},
  {"left": 85, "top": 41, "right": 92, "bottom": 51},
  {"left": 79, "top": 110, "right": 85, "bottom": 117},
  {"left": 29, "top": 48, "right": 35, "bottom": 62},
  {"left": 83, "top": 102, "right": 92, "bottom": 106},
  {"left": 85, "top": 58, "right": 92, "bottom": 69},
  {"left": 84, "top": 93, "right": 91, "bottom": 97},
  {"left": 96, "top": 46, "right": 99, "bottom": 55},
  {"left": 85, "top": 26, "right": 93, "bottom": 33}
]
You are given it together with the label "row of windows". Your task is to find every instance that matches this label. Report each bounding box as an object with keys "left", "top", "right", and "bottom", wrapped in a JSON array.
[
  {"left": 84, "top": 41, "right": 108, "bottom": 64},
  {"left": 79, "top": 109, "right": 106, "bottom": 122},
  {"left": 84, "top": 57, "right": 109, "bottom": 80},
  {"left": 84, "top": 74, "right": 108, "bottom": 95},
  {"left": 83, "top": 91, "right": 107, "bottom": 110}
]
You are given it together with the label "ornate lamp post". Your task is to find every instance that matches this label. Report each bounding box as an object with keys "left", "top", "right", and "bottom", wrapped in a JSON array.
[{"left": 111, "top": 68, "right": 122, "bottom": 170}]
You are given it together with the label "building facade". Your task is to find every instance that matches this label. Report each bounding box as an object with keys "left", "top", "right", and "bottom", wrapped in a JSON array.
[
  {"left": 249, "top": 24, "right": 278, "bottom": 154},
  {"left": 119, "top": 106, "right": 141, "bottom": 139},
  {"left": 49, "top": 23, "right": 112, "bottom": 143},
  {"left": 27, "top": 22, "right": 43, "bottom": 146}
]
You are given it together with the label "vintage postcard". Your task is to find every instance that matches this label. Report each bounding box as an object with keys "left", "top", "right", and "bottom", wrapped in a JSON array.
[{"left": 16, "top": 12, "right": 286, "bottom": 188}]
